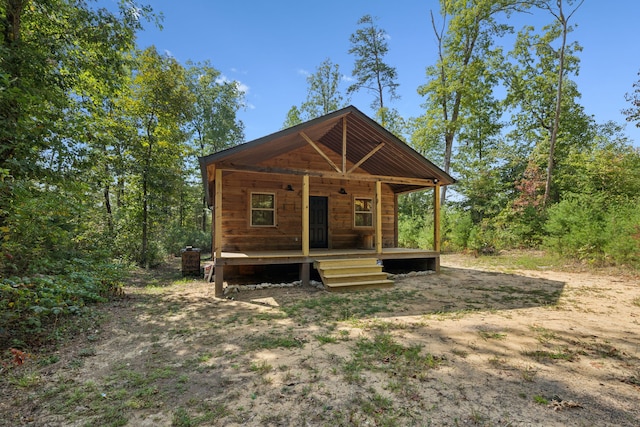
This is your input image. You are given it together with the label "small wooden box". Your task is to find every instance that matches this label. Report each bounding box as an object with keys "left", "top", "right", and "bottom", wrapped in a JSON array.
[{"left": 181, "top": 248, "right": 201, "bottom": 276}]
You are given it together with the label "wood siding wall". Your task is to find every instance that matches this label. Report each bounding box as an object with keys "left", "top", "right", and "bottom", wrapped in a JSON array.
[{"left": 214, "top": 144, "right": 396, "bottom": 252}]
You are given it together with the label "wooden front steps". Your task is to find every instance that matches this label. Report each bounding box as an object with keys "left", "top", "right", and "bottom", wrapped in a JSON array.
[{"left": 313, "top": 258, "right": 394, "bottom": 292}]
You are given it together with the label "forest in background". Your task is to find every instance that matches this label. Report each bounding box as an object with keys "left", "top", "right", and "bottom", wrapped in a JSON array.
[{"left": 1, "top": 0, "right": 639, "bottom": 349}]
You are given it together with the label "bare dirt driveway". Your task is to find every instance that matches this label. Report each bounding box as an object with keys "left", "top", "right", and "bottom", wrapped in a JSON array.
[{"left": 2, "top": 252, "right": 639, "bottom": 426}]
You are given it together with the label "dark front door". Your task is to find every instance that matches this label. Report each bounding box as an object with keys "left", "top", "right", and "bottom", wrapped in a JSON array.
[{"left": 309, "top": 196, "right": 328, "bottom": 248}]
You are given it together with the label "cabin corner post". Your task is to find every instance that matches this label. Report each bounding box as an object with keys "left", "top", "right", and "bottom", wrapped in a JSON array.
[
  {"left": 375, "top": 181, "right": 382, "bottom": 254},
  {"left": 214, "top": 169, "right": 223, "bottom": 297},
  {"left": 433, "top": 184, "right": 441, "bottom": 253},
  {"left": 302, "top": 174, "right": 310, "bottom": 256}
]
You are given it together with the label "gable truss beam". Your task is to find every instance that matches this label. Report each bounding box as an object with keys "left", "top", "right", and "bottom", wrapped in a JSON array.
[
  {"left": 342, "top": 116, "right": 347, "bottom": 173},
  {"left": 299, "top": 131, "right": 342, "bottom": 173},
  {"left": 347, "top": 142, "right": 385, "bottom": 174}
]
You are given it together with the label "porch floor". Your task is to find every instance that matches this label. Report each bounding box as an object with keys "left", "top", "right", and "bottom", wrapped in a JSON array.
[{"left": 213, "top": 247, "right": 439, "bottom": 266}]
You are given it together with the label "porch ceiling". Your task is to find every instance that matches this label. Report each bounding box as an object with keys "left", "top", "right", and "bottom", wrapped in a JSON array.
[{"left": 199, "top": 106, "right": 455, "bottom": 194}]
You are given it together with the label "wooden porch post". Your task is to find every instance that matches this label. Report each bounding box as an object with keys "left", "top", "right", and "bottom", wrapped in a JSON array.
[
  {"left": 375, "top": 181, "right": 382, "bottom": 254},
  {"left": 300, "top": 174, "right": 310, "bottom": 285},
  {"left": 214, "top": 169, "right": 223, "bottom": 297},
  {"left": 302, "top": 174, "right": 309, "bottom": 256},
  {"left": 433, "top": 184, "right": 441, "bottom": 252}
]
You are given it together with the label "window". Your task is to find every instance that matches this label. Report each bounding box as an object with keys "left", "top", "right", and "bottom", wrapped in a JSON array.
[
  {"left": 354, "top": 197, "right": 373, "bottom": 227},
  {"left": 250, "top": 193, "right": 276, "bottom": 226}
]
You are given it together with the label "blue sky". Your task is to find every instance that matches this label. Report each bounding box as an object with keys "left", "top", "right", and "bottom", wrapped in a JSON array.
[{"left": 130, "top": 0, "right": 640, "bottom": 145}]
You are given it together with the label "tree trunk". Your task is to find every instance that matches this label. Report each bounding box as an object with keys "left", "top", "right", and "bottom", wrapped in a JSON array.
[
  {"left": 141, "top": 121, "right": 154, "bottom": 268},
  {"left": 542, "top": 0, "right": 567, "bottom": 206},
  {"left": 544, "top": 0, "right": 573, "bottom": 206}
]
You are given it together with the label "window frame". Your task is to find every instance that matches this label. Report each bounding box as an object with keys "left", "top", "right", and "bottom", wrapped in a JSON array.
[
  {"left": 250, "top": 192, "right": 276, "bottom": 227},
  {"left": 353, "top": 196, "right": 374, "bottom": 229}
]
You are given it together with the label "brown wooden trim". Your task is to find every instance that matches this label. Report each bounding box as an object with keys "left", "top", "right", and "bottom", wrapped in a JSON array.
[{"left": 300, "top": 131, "right": 342, "bottom": 173}]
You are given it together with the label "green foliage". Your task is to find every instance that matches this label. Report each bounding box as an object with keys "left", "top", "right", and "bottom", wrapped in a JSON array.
[
  {"left": 162, "top": 226, "right": 211, "bottom": 256},
  {"left": 283, "top": 58, "right": 347, "bottom": 126},
  {"left": 623, "top": 69, "right": 640, "bottom": 127},
  {"left": 545, "top": 194, "right": 640, "bottom": 267},
  {"left": 0, "top": 259, "right": 125, "bottom": 349},
  {"left": 348, "top": 14, "right": 399, "bottom": 113},
  {"left": 444, "top": 209, "right": 473, "bottom": 251},
  {"left": 398, "top": 213, "right": 432, "bottom": 249}
]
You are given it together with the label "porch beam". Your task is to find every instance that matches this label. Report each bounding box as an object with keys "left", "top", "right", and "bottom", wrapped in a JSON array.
[
  {"left": 216, "top": 162, "right": 437, "bottom": 187},
  {"left": 347, "top": 143, "right": 385, "bottom": 175},
  {"left": 300, "top": 131, "right": 342, "bottom": 173},
  {"left": 214, "top": 169, "right": 223, "bottom": 297},
  {"left": 375, "top": 180, "right": 382, "bottom": 254}
]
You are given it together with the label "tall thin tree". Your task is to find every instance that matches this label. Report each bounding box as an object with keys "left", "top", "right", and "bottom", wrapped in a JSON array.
[
  {"left": 348, "top": 14, "right": 399, "bottom": 124},
  {"left": 540, "top": 0, "right": 584, "bottom": 206}
]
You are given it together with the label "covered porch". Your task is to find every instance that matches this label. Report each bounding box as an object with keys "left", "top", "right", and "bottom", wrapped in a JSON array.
[{"left": 208, "top": 247, "right": 441, "bottom": 294}]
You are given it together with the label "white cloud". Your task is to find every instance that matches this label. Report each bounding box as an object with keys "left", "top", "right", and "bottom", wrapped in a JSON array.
[
  {"left": 297, "top": 68, "right": 311, "bottom": 77},
  {"left": 342, "top": 75, "right": 355, "bottom": 83},
  {"left": 236, "top": 82, "right": 249, "bottom": 94},
  {"left": 231, "top": 67, "right": 248, "bottom": 75},
  {"left": 215, "top": 74, "right": 250, "bottom": 95}
]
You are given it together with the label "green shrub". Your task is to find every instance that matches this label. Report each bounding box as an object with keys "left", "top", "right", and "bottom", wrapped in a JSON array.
[
  {"left": 398, "top": 213, "right": 433, "bottom": 249},
  {"left": 0, "top": 259, "right": 125, "bottom": 349},
  {"left": 602, "top": 200, "right": 640, "bottom": 268},
  {"left": 446, "top": 209, "right": 473, "bottom": 251},
  {"left": 162, "top": 226, "right": 211, "bottom": 256},
  {"left": 544, "top": 194, "right": 640, "bottom": 268}
]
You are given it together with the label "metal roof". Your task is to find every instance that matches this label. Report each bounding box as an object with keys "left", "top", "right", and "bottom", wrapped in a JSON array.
[{"left": 199, "top": 105, "right": 455, "bottom": 195}]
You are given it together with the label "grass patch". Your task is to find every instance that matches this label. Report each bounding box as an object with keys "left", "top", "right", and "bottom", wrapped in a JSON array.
[
  {"left": 247, "top": 333, "right": 304, "bottom": 350},
  {"left": 249, "top": 360, "right": 272, "bottom": 374},
  {"left": 478, "top": 330, "right": 507, "bottom": 340},
  {"left": 533, "top": 395, "right": 549, "bottom": 405},
  {"left": 344, "top": 332, "right": 442, "bottom": 385},
  {"left": 465, "top": 250, "right": 565, "bottom": 271},
  {"left": 522, "top": 346, "right": 580, "bottom": 362},
  {"left": 281, "top": 290, "right": 418, "bottom": 323},
  {"left": 529, "top": 325, "right": 558, "bottom": 343},
  {"left": 172, "top": 402, "right": 229, "bottom": 427},
  {"left": 314, "top": 334, "right": 338, "bottom": 344}
]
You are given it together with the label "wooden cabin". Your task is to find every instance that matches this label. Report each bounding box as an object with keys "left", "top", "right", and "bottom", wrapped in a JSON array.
[{"left": 199, "top": 106, "right": 455, "bottom": 296}]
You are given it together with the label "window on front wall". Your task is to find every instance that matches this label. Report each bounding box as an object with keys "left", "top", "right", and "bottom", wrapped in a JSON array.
[
  {"left": 354, "top": 197, "right": 373, "bottom": 228},
  {"left": 250, "top": 192, "right": 276, "bottom": 227}
]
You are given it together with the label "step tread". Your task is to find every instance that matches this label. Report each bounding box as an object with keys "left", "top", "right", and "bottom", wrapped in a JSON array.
[
  {"left": 314, "top": 258, "right": 379, "bottom": 267},
  {"left": 319, "top": 266, "right": 382, "bottom": 273},
  {"left": 322, "top": 272, "right": 388, "bottom": 279},
  {"left": 324, "top": 279, "right": 394, "bottom": 291}
]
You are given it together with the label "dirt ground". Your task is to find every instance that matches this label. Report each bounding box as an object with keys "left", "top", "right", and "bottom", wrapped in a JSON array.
[{"left": 2, "top": 253, "right": 639, "bottom": 426}]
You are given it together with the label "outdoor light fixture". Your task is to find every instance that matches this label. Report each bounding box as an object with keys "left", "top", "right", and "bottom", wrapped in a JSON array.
[
  {"left": 339, "top": 188, "right": 347, "bottom": 195},
  {"left": 286, "top": 184, "right": 294, "bottom": 191}
]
